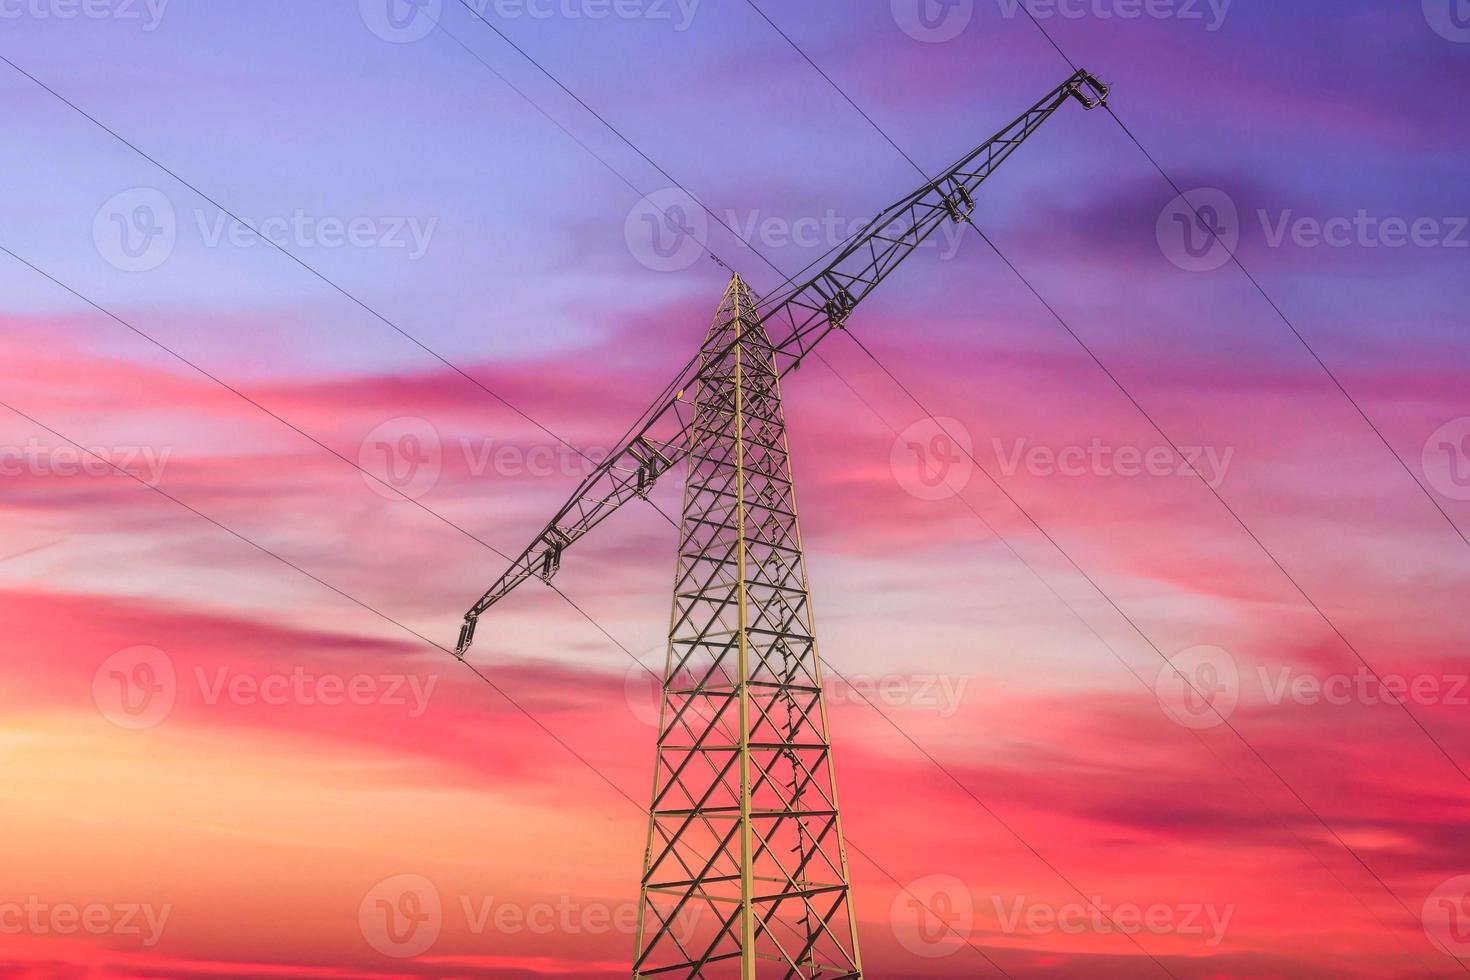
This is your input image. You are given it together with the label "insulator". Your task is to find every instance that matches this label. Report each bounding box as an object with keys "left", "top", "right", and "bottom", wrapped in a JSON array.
[
  {"left": 944, "top": 185, "right": 975, "bottom": 223},
  {"left": 539, "top": 543, "right": 563, "bottom": 582},
  {"left": 823, "top": 287, "right": 856, "bottom": 324}
]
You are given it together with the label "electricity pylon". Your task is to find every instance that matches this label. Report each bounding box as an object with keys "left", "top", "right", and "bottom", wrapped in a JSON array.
[
  {"left": 453, "top": 69, "right": 1110, "bottom": 978},
  {"left": 633, "top": 274, "right": 860, "bottom": 977}
]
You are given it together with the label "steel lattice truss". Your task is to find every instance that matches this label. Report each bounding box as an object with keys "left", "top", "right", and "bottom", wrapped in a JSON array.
[
  {"left": 633, "top": 276, "right": 861, "bottom": 979},
  {"left": 450, "top": 66, "right": 1112, "bottom": 980},
  {"left": 454, "top": 68, "right": 1108, "bottom": 656}
]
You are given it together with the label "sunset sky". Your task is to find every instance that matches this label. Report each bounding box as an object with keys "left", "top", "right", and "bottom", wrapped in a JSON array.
[{"left": 2, "top": 1, "right": 1469, "bottom": 976}]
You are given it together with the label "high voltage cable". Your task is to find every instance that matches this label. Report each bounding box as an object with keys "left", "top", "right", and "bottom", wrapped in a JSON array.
[
  {"left": 740, "top": 0, "right": 1467, "bottom": 964},
  {"left": 810, "top": 351, "right": 1443, "bottom": 970},
  {"left": 736, "top": 0, "right": 1468, "bottom": 787},
  {"left": 0, "top": 242, "right": 650, "bottom": 659},
  {"left": 846, "top": 328, "right": 1463, "bottom": 970},
  {"left": 0, "top": 394, "right": 1016, "bottom": 978},
  {"left": 5, "top": 28, "right": 1170, "bottom": 976},
  {"left": 0, "top": 44, "right": 1030, "bottom": 969},
  {"left": 1004, "top": 1, "right": 1470, "bottom": 553},
  {"left": 0, "top": 53, "right": 614, "bottom": 475},
  {"left": 448, "top": 0, "right": 794, "bottom": 288},
  {"left": 956, "top": 208, "right": 1470, "bottom": 784},
  {"left": 5, "top": 14, "right": 1446, "bottom": 972},
  {"left": 0, "top": 49, "right": 687, "bottom": 544}
]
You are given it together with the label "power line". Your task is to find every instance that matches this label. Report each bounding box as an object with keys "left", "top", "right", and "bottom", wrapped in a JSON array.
[
  {"left": 0, "top": 221, "right": 1017, "bottom": 970},
  {"left": 350, "top": 18, "right": 1198, "bottom": 968},
  {"left": 1005, "top": 1, "right": 1470, "bottom": 554},
  {"left": 811, "top": 351, "right": 1445, "bottom": 970},
  {"left": 10, "top": 17, "right": 1439, "bottom": 970},
  {"left": 0, "top": 240, "right": 660, "bottom": 665},
  {"left": 737, "top": 0, "right": 1469, "bottom": 787},
  {"left": 438, "top": 8, "right": 1458, "bottom": 965},
  {"left": 0, "top": 47, "right": 694, "bottom": 545},
  {"left": 448, "top": 0, "right": 792, "bottom": 289},
  {"left": 846, "top": 328, "right": 1465, "bottom": 972},
  {"left": 425, "top": 14, "right": 738, "bottom": 276},
  {"left": 956, "top": 209, "right": 1470, "bottom": 784},
  {"left": 3, "top": 395, "right": 642, "bottom": 806},
  {"left": 0, "top": 53, "right": 614, "bottom": 475},
  {"left": 0, "top": 393, "right": 1017, "bottom": 976},
  {"left": 739, "top": 3, "right": 1466, "bottom": 964},
  {"left": 0, "top": 40, "right": 1147, "bottom": 954}
]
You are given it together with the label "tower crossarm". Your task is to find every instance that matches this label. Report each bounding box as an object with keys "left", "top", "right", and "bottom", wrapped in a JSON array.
[
  {"left": 755, "top": 68, "right": 1108, "bottom": 373},
  {"left": 454, "top": 68, "right": 1108, "bottom": 656}
]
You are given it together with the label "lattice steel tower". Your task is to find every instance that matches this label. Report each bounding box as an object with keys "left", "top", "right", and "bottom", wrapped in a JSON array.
[
  {"left": 633, "top": 275, "right": 860, "bottom": 977},
  {"left": 451, "top": 69, "right": 1109, "bottom": 979}
]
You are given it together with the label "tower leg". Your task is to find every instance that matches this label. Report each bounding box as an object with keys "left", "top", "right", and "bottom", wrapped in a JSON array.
[{"left": 633, "top": 274, "right": 863, "bottom": 978}]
